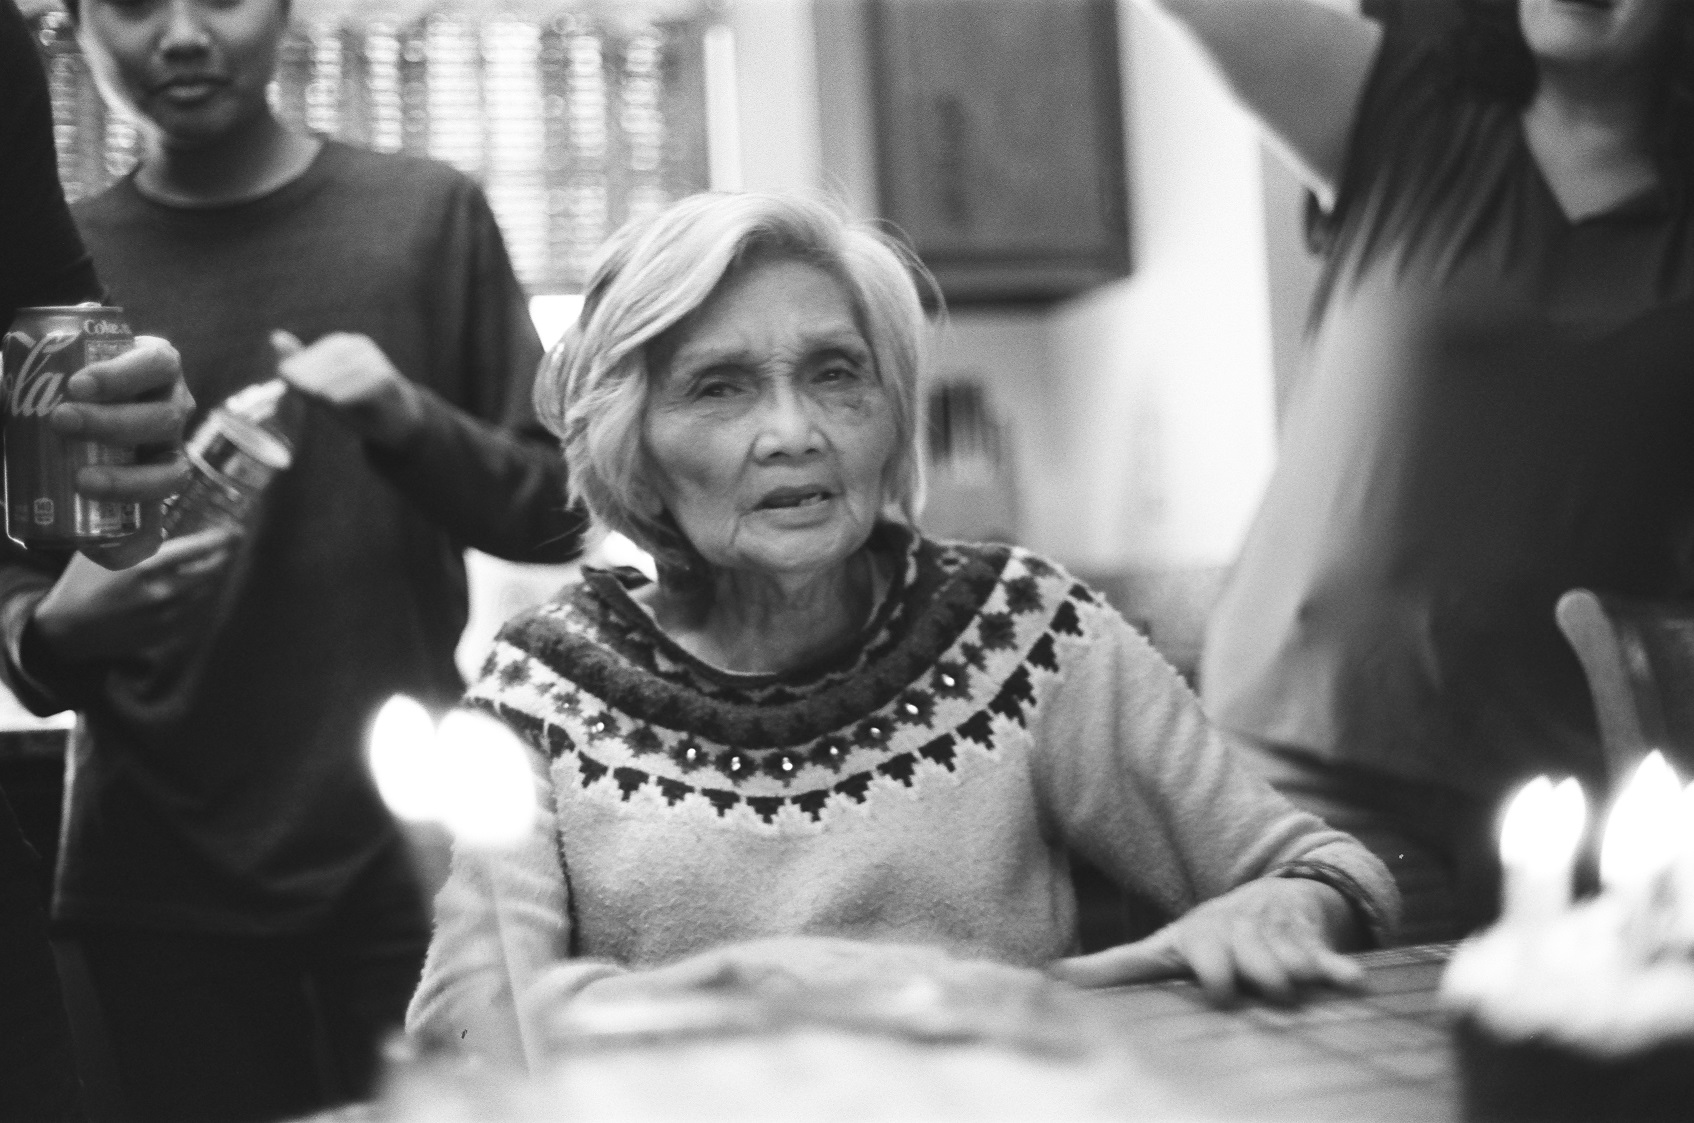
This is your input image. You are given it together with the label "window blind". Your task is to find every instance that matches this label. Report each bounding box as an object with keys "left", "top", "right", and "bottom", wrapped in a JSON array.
[{"left": 23, "top": 0, "right": 714, "bottom": 293}]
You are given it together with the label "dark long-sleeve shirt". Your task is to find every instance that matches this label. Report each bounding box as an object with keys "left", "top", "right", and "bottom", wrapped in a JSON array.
[{"left": 0, "top": 140, "right": 585, "bottom": 933}]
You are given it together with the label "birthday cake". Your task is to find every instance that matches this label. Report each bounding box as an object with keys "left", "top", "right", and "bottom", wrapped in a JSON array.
[
  {"left": 1441, "top": 758, "right": 1694, "bottom": 1123},
  {"left": 371, "top": 938, "right": 1190, "bottom": 1121}
]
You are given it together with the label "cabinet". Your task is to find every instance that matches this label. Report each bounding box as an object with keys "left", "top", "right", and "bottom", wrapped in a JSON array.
[{"left": 868, "top": 0, "right": 1130, "bottom": 304}]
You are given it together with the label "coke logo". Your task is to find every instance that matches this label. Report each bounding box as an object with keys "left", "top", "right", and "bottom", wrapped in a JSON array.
[
  {"left": 3, "top": 330, "right": 78, "bottom": 418},
  {"left": 83, "top": 318, "right": 127, "bottom": 335}
]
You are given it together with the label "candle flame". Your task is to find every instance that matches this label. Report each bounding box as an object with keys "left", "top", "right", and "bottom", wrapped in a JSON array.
[
  {"left": 368, "top": 695, "right": 536, "bottom": 851},
  {"left": 1601, "top": 751, "right": 1684, "bottom": 891},
  {"left": 1500, "top": 776, "right": 1586, "bottom": 870},
  {"left": 369, "top": 695, "right": 442, "bottom": 822},
  {"left": 436, "top": 709, "right": 537, "bottom": 850}
]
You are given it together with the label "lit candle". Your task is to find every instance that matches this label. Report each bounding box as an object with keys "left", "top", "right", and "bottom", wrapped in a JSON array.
[
  {"left": 1499, "top": 776, "right": 1587, "bottom": 925},
  {"left": 434, "top": 708, "right": 538, "bottom": 850},
  {"left": 1599, "top": 751, "right": 1682, "bottom": 901},
  {"left": 369, "top": 695, "right": 444, "bottom": 824},
  {"left": 367, "top": 694, "right": 536, "bottom": 851}
]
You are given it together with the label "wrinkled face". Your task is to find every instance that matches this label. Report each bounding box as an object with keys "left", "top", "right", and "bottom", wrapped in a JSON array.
[
  {"left": 1518, "top": 0, "right": 1672, "bottom": 71},
  {"left": 642, "top": 258, "right": 897, "bottom": 582},
  {"left": 79, "top": 0, "right": 287, "bottom": 148}
]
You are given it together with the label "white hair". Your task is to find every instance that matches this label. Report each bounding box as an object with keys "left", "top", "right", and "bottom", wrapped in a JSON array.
[{"left": 534, "top": 192, "right": 935, "bottom": 581}]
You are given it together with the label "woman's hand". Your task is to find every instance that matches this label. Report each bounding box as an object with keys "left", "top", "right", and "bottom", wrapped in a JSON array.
[
  {"left": 273, "top": 329, "right": 424, "bottom": 450},
  {"left": 30, "top": 527, "right": 239, "bottom": 664},
  {"left": 49, "top": 334, "right": 194, "bottom": 504},
  {"left": 1047, "top": 877, "right": 1365, "bottom": 1006}
]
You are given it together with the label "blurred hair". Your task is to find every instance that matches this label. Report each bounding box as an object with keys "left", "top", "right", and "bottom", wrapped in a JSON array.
[
  {"left": 534, "top": 192, "right": 935, "bottom": 584},
  {"left": 1450, "top": 0, "right": 1694, "bottom": 183}
]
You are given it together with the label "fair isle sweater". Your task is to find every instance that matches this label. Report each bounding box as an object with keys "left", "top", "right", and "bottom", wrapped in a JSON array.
[{"left": 408, "top": 527, "right": 1399, "bottom": 1056}]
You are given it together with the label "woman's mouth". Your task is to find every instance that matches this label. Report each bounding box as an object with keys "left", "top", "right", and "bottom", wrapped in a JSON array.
[{"left": 757, "top": 487, "right": 832, "bottom": 510}]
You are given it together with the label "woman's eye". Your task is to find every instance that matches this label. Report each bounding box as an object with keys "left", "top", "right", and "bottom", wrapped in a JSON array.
[
  {"left": 816, "top": 365, "right": 859, "bottom": 385},
  {"left": 695, "top": 380, "right": 738, "bottom": 399}
]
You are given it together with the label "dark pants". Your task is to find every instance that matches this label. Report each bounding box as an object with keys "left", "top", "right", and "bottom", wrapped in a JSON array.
[
  {"left": 0, "top": 789, "right": 81, "bottom": 1123},
  {"left": 72, "top": 846, "right": 429, "bottom": 1123},
  {"left": 1242, "top": 741, "right": 1501, "bottom": 945}
]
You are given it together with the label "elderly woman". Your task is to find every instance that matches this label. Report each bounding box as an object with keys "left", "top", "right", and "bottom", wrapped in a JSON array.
[{"left": 407, "top": 193, "right": 1399, "bottom": 1063}]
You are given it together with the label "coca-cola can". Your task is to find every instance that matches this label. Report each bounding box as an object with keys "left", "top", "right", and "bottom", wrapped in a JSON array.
[{"left": 3, "top": 305, "right": 145, "bottom": 549}]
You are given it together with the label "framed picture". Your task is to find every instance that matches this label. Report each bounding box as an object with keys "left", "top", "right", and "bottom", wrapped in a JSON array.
[{"left": 868, "top": 0, "right": 1130, "bottom": 304}]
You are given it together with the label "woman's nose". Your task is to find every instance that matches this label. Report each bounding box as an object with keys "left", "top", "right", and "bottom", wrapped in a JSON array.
[{"left": 751, "top": 380, "right": 821, "bottom": 459}]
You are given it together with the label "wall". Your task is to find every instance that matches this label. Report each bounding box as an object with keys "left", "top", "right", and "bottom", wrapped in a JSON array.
[{"left": 1044, "top": 1, "right": 1277, "bottom": 573}]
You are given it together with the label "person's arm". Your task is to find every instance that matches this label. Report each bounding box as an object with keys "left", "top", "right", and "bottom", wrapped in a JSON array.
[
  {"left": 1140, "top": 0, "right": 1382, "bottom": 208},
  {"left": 1, "top": 6, "right": 190, "bottom": 567},
  {"left": 277, "top": 180, "right": 585, "bottom": 563},
  {"left": 0, "top": 528, "right": 237, "bottom": 716},
  {"left": 1026, "top": 590, "right": 1400, "bottom": 1000}
]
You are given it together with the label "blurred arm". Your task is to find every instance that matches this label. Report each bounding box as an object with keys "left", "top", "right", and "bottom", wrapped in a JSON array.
[
  {"left": 358, "top": 182, "right": 586, "bottom": 563},
  {"left": 1140, "top": 0, "right": 1382, "bottom": 207}
]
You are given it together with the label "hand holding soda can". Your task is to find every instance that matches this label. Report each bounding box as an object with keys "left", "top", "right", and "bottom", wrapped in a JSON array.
[{"left": 3, "top": 305, "right": 192, "bottom": 563}]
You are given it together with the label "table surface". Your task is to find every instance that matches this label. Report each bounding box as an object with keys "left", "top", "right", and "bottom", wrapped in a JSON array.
[{"left": 1083, "top": 942, "right": 1460, "bottom": 1121}]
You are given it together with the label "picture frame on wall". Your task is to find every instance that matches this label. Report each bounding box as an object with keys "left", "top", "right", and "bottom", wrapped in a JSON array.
[{"left": 868, "top": 0, "right": 1131, "bottom": 305}]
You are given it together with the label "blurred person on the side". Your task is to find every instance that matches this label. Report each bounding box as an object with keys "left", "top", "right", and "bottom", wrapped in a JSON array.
[
  {"left": 1146, "top": 0, "right": 1694, "bottom": 941},
  {"left": 1, "top": 4, "right": 194, "bottom": 1119},
  {"left": 405, "top": 192, "right": 1403, "bottom": 1064},
  {"left": 0, "top": 1, "right": 586, "bottom": 1120}
]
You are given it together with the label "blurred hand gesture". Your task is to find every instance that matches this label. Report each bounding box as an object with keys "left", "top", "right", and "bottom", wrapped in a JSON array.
[
  {"left": 1047, "top": 876, "right": 1365, "bottom": 1006},
  {"left": 272, "top": 329, "right": 424, "bottom": 449},
  {"left": 31, "top": 527, "right": 238, "bottom": 664}
]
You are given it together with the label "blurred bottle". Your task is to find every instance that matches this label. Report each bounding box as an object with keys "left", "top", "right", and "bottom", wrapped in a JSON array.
[{"left": 162, "top": 379, "right": 299, "bottom": 539}]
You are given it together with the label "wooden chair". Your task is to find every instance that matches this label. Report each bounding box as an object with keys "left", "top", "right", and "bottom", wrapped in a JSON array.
[{"left": 1555, "top": 588, "right": 1694, "bottom": 784}]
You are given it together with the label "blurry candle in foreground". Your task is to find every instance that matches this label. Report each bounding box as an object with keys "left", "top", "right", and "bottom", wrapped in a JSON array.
[
  {"left": 1600, "top": 751, "right": 1683, "bottom": 899},
  {"left": 435, "top": 708, "right": 537, "bottom": 850},
  {"left": 369, "top": 694, "right": 444, "bottom": 823},
  {"left": 1499, "top": 775, "right": 1587, "bottom": 924},
  {"left": 367, "top": 694, "right": 536, "bottom": 851}
]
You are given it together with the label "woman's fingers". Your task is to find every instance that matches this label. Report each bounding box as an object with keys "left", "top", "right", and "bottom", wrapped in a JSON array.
[
  {"left": 1046, "top": 934, "right": 1182, "bottom": 989},
  {"left": 1179, "top": 928, "right": 1244, "bottom": 1007},
  {"left": 1226, "top": 926, "right": 1299, "bottom": 1005},
  {"left": 1302, "top": 943, "right": 1366, "bottom": 991}
]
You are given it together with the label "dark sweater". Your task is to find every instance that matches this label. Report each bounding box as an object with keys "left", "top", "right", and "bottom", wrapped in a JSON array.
[{"left": 0, "top": 140, "right": 585, "bottom": 933}]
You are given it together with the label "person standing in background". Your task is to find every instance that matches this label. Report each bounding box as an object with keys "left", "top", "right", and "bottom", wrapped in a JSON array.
[
  {"left": 1147, "top": 0, "right": 1694, "bottom": 942},
  {"left": 1, "top": 4, "right": 195, "bottom": 1118},
  {"left": 0, "top": 1, "right": 586, "bottom": 1120}
]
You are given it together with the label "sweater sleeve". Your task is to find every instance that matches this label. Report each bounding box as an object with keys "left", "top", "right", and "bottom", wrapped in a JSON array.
[
  {"left": 0, "top": 542, "right": 85, "bottom": 717},
  {"left": 1029, "top": 602, "right": 1401, "bottom": 946},
  {"left": 364, "top": 179, "right": 585, "bottom": 563},
  {"left": 405, "top": 708, "right": 575, "bottom": 1069}
]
